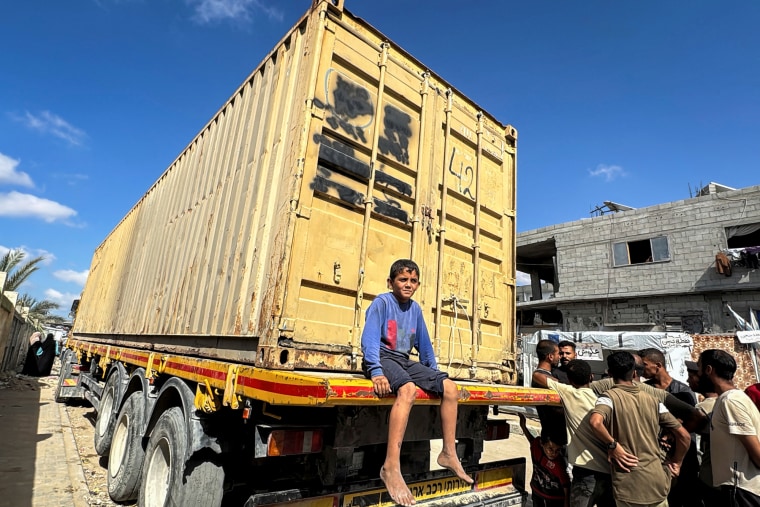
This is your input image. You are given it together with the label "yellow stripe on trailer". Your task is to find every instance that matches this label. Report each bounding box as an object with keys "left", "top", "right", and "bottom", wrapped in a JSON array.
[{"left": 65, "top": 339, "right": 560, "bottom": 409}]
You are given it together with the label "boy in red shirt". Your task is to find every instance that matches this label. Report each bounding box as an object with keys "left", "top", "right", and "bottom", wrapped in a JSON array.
[{"left": 519, "top": 413, "right": 570, "bottom": 507}]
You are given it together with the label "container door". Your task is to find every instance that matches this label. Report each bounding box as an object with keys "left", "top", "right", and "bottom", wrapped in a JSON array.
[{"left": 279, "top": 6, "right": 517, "bottom": 383}]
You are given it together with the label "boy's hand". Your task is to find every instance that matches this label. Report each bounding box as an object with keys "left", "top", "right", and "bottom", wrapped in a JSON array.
[{"left": 372, "top": 375, "right": 392, "bottom": 397}]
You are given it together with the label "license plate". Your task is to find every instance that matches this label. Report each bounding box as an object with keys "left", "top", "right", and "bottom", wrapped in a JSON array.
[
  {"left": 342, "top": 466, "right": 514, "bottom": 507},
  {"left": 482, "top": 496, "right": 524, "bottom": 507}
]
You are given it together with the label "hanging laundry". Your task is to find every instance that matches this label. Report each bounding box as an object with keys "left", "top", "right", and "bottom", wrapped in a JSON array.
[
  {"left": 742, "top": 247, "right": 760, "bottom": 269},
  {"left": 715, "top": 251, "right": 732, "bottom": 276}
]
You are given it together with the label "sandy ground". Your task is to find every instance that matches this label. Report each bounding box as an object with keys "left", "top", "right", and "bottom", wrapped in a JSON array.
[
  {"left": 64, "top": 400, "right": 136, "bottom": 507},
  {"left": 431, "top": 412, "right": 536, "bottom": 499}
]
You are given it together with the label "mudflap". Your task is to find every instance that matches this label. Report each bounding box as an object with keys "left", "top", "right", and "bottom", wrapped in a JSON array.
[
  {"left": 244, "top": 458, "right": 526, "bottom": 507},
  {"left": 55, "top": 350, "right": 85, "bottom": 402}
]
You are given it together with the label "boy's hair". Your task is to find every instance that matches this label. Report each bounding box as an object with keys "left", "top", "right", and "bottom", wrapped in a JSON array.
[
  {"left": 389, "top": 259, "right": 420, "bottom": 280},
  {"left": 540, "top": 429, "right": 561, "bottom": 446},
  {"left": 638, "top": 347, "right": 665, "bottom": 365},
  {"left": 566, "top": 359, "right": 591, "bottom": 386},
  {"left": 607, "top": 351, "right": 635, "bottom": 381},
  {"left": 536, "top": 340, "right": 558, "bottom": 362},
  {"left": 558, "top": 340, "right": 576, "bottom": 351},
  {"left": 699, "top": 349, "right": 737, "bottom": 381}
]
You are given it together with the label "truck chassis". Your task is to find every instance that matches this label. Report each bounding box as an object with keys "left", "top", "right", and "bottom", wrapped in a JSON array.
[{"left": 56, "top": 338, "right": 558, "bottom": 506}]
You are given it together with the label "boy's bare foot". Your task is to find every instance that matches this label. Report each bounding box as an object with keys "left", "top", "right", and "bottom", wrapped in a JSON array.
[
  {"left": 380, "top": 466, "right": 416, "bottom": 506},
  {"left": 437, "top": 451, "right": 474, "bottom": 484}
]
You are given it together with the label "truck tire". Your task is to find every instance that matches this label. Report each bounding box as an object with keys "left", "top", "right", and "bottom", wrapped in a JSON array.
[
  {"left": 108, "top": 392, "right": 146, "bottom": 502},
  {"left": 139, "top": 406, "right": 224, "bottom": 507},
  {"left": 94, "top": 368, "right": 125, "bottom": 456}
]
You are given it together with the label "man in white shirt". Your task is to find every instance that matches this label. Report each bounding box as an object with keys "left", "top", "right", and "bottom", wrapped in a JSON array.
[{"left": 698, "top": 349, "right": 760, "bottom": 506}]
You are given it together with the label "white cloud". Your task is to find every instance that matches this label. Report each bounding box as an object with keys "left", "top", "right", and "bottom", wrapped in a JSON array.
[
  {"left": 588, "top": 164, "right": 626, "bottom": 182},
  {"left": 0, "top": 245, "right": 55, "bottom": 264},
  {"left": 54, "top": 269, "right": 89, "bottom": 286},
  {"left": 0, "top": 191, "right": 77, "bottom": 223},
  {"left": 44, "top": 288, "right": 80, "bottom": 310},
  {"left": 188, "top": 0, "right": 283, "bottom": 24},
  {"left": 0, "top": 153, "right": 34, "bottom": 187},
  {"left": 52, "top": 172, "right": 89, "bottom": 187},
  {"left": 516, "top": 271, "right": 531, "bottom": 286},
  {"left": 12, "top": 111, "right": 87, "bottom": 146},
  {"left": 36, "top": 249, "right": 56, "bottom": 265}
]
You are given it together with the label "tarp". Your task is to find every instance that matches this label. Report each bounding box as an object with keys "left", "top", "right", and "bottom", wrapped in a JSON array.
[
  {"left": 727, "top": 304, "right": 753, "bottom": 331},
  {"left": 728, "top": 305, "right": 760, "bottom": 380},
  {"left": 521, "top": 330, "right": 694, "bottom": 387}
]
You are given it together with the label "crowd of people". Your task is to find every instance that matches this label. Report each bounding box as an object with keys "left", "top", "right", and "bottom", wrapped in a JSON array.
[{"left": 526, "top": 339, "right": 760, "bottom": 507}]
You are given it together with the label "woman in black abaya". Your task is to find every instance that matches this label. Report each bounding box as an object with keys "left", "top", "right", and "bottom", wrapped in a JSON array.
[{"left": 21, "top": 332, "right": 57, "bottom": 376}]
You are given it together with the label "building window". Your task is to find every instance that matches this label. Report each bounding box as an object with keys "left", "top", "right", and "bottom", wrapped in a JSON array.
[
  {"left": 612, "top": 236, "right": 670, "bottom": 266},
  {"left": 726, "top": 223, "right": 760, "bottom": 248}
]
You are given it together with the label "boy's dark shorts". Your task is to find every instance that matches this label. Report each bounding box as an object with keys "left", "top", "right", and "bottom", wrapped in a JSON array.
[{"left": 365, "top": 348, "right": 449, "bottom": 395}]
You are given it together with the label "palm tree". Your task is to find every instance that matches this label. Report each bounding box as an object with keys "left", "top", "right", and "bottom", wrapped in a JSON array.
[
  {"left": 0, "top": 249, "right": 45, "bottom": 292},
  {"left": 1, "top": 249, "right": 63, "bottom": 326},
  {"left": 16, "top": 294, "right": 63, "bottom": 325}
]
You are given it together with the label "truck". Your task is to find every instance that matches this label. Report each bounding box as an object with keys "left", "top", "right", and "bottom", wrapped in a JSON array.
[{"left": 55, "top": 1, "right": 559, "bottom": 505}]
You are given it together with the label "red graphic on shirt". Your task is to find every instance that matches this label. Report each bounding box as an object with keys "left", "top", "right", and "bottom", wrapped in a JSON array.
[{"left": 386, "top": 320, "right": 398, "bottom": 350}]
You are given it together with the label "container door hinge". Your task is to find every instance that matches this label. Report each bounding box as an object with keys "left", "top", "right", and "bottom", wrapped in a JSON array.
[
  {"left": 295, "top": 205, "right": 312, "bottom": 219},
  {"left": 310, "top": 101, "right": 325, "bottom": 120}
]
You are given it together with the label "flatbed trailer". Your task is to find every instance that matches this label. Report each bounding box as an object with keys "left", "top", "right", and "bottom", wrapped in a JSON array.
[{"left": 57, "top": 338, "right": 558, "bottom": 506}]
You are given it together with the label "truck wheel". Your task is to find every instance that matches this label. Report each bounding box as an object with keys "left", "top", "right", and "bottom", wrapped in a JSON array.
[
  {"left": 108, "top": 392, "right": 146, "bottom": 502},
  {"left": 139, "top": 406, "right": 224, "bottom": 507},
  {"left": 94, "top": 368, "right": 125, "bottom": 456}
]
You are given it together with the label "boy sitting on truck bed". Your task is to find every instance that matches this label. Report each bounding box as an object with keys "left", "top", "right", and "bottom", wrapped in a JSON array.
[{"left": 361, "top": 259, "right": 473, "bottom": 507}]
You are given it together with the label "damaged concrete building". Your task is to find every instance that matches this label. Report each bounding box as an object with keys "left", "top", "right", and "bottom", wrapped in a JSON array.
[{"left": 517, "top": 183, "right": 760, "bottom": 334}]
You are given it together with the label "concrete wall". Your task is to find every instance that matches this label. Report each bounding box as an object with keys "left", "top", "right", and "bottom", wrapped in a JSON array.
[
  {"left": 0, "top": 272, "right": 37, "bottom": 372},
  {"left": 518, "top": 185, "right": 760, "bottom": 300}
]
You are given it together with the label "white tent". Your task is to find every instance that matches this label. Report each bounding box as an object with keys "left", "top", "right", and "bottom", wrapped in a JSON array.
[{"left": 521, "top": 330, "right": 694, "bottom": 387}]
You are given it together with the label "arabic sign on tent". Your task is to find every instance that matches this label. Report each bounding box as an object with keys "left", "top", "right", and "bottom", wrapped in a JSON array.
[{"left": 520, "top": 330, "right": 694, "bottom": 387}]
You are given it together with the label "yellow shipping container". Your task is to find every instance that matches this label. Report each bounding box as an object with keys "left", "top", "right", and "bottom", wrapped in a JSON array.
[{"left": 73, "top": 0, "right": 518, "bottom": 384}]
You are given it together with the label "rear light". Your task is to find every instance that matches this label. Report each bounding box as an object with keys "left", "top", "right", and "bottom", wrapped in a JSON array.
[
  {"left": 485, "top": 420, "right": 510, "bottom": 441},
  {"left": 267, "top": 429, "right": 324, "bottom": 456}
]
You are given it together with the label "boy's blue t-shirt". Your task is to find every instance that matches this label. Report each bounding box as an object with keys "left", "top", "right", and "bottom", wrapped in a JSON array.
[{"left": 360, "top": 292, "right": 437, "bottom": 379}]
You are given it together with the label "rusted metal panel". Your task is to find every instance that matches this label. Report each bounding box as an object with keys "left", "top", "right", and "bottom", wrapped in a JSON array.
[{"left": 72, "top": 2, "right": 517, "bottom": 383}]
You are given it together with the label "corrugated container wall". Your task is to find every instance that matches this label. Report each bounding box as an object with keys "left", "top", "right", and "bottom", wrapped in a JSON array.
[{"left": 73, "top": 0, "right": 518, "bottom": 384}]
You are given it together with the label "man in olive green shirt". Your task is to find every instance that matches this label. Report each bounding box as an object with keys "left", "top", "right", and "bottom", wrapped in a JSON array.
[{"left": 589, "top": 351, "right": 690, "bottom": 507}]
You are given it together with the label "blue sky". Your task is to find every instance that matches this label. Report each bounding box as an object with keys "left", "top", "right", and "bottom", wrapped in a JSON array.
[{"left": 1, "top": 1, "right": 759, "bottom": 316}]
